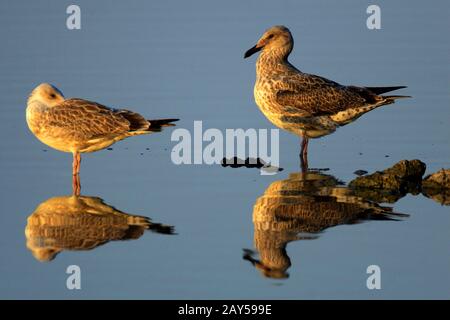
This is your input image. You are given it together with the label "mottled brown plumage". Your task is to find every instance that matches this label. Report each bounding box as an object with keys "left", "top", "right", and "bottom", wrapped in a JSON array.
[
  {"left": 25, "top": 195, "right": 175, "bottom": 262},
  {"left": 244, "top": 26, "right": 409, "bottom": 170},
  {"left": 26, "top": 83, "right": 178, "bottom": 194},
  {"left": 244, "top": 172, "right": 404, "bottom": 279}
]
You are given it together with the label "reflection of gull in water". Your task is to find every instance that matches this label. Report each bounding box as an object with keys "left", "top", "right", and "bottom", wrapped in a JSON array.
[
  {"left": 244, "top": 172, "right": 406, "bottom": 279},
  {"left": 26, "top": 83, "right": 178, "bottom": 194},
  {"left": 25, "top": 195, "right": 175, "bottom": 262},
  {"left": 244, "top": 25, "right": 409, "bottom": 170}
]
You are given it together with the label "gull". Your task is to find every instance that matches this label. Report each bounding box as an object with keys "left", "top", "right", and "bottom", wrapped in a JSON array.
[
  {"left": 244, "top": 25, "right": 409, "bottom": 171},
  {"left": 26, "top": 83, "right": 178, "bottom": 194}
]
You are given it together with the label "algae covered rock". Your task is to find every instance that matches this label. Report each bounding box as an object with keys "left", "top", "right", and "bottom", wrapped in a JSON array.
[
  {"left": 348, "top": 160, "right": 426, "bottom": 203},
  {"left": 349, "top": 160, "right": 426, "bottom": 190},
  {"left": 422, "top": 169, "right": 450, "bottom": 189},
  {"left": 422, "top": 169, "right": 450, "bottom": 205},
  {"left": 384, "top": 159, "right": 427, "bottom": 180}
]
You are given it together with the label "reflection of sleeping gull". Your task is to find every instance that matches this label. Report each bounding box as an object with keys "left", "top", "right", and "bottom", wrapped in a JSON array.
[
  {"left": 26, "top": 83, "right": 178, "bottom": 193},
  {"left": 244, "top": 25, "right": 409, "bottom": 170},
  {"left": 25, "top": 195, "right": 175, "bottom": 262}
]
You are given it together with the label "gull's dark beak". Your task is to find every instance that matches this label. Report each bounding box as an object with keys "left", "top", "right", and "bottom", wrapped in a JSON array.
[{"left": 244, "top": 44, "right": 262, "bottom": 59}]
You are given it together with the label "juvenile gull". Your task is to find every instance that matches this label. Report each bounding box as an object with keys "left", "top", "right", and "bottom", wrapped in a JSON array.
[
  {"left": 244, "top": 25, "right": 409, "bottom": 170},
  {"left": 26, "top": 83, "right": 178, "bottom": 194}
]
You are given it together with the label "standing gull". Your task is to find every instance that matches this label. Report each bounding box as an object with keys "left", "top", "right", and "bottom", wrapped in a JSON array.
[
  {"left": 244, "top": 25, "right": 409, "bottom": 171},
  {"left": 26, "top": 83, "right": 178, "bottom": 194}
]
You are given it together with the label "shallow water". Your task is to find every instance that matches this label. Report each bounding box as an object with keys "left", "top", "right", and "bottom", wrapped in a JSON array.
[{"left": 0, "top": 0, "right": 449, "bottom": 299}]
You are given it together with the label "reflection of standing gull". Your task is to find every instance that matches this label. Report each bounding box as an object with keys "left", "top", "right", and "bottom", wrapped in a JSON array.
[
  {"left": 25, "top": 195, "right": 175, "bottom": 262},
  {"left": 244, "top": 26, "right": 409, "bottom": 170},
  {"left": 26, "top": 83, "right": 178, "bottom": 194},
  {"left": 244, "top": 172, "right": 405, "bottom": 279}
]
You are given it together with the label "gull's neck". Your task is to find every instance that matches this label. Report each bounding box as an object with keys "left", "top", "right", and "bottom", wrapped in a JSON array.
[{"left": 256, "top": 47, "right": 296, "bottom": 77}]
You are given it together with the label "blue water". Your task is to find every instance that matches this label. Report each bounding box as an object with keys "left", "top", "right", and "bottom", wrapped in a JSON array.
[{"left": 0, "top": 0, "right": 449, "bottom": 299}]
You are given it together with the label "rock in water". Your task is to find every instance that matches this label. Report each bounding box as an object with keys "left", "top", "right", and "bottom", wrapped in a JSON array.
[
  {"left": 348, "top": 160, "right": 426, "bottom": 203},
  {"left": 422, "top": 169, "right": 450, "bottom": 205},
  {"left": 422, "top": 169, "right": 450, "bottom": 189},
  {"left": 384, "top": 159, "right": 427, "bottom": 180}
]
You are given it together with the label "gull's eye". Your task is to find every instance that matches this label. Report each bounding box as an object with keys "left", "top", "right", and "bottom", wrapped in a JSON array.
[
  {"left": 267, "top": 34, "right": 274, "bottom": 39},
  {"left": 49, "top": 93, "right": 56, "bottom": 99}
]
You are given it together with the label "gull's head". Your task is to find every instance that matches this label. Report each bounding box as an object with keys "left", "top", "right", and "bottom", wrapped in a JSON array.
[
  {"left": 28, "top": 83, "right": 65, "bottom": 107},
  {"left": 29, "top": 247, "right": 61, "bottom": 262},
  {"left": 244, "top": 25, "right": 293, "bottom": 59}
]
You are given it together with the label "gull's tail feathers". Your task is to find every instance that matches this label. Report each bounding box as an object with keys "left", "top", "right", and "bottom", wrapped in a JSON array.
[{"left": 365, "top": 86, "right": 407, "bottom": 95}]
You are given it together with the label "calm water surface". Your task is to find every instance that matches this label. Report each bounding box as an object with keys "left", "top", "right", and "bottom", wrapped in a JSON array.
[{"left": 0, "top": 0, "right": 449, "bottom": 299}]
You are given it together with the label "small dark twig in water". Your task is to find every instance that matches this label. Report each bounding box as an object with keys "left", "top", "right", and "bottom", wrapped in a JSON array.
[{"left": 221, "top": 157, "right": 283, "bottom": 172}]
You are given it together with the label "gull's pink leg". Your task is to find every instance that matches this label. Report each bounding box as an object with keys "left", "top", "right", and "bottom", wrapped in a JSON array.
[
  {"left": 72, "top": 152, "right": 81, "bottom": 175},
  {"left": 72, "top": 152, "right": 81, "bottom": 196},
  {"left": 300, "top": 137, "right": 309, "bottom": 173},
  {"left": 72, "top": 174, "right": 80, "bottom": 196}
]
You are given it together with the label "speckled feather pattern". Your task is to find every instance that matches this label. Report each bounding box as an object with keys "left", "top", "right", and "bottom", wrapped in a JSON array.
[
  {"left": 252, "top": 30, "right": 402, "bottom": 139},
  {"left": 38, "top": 99, "right": 148, "bottom": 138},
  {"left": 26, "top": 84, "right": 177, "bottom": 154},
  {"left": 27, "top": 99, "right": 152, "bottom": 153}
]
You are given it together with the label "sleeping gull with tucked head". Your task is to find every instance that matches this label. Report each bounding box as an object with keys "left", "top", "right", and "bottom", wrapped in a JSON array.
[
  {"left": 244, "top": 25, "right": 409, "bottom": 171},
  {"left": 26, "top": 83, "right": 178, "bottom": 194}
]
